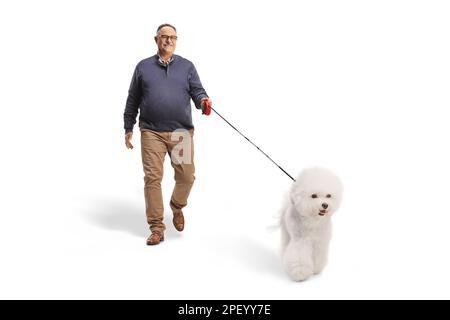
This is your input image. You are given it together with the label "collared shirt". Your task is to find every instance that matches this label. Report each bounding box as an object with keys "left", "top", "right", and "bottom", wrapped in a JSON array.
[{"left": 157, "top": 54, "right": 174, "bottom": 66}]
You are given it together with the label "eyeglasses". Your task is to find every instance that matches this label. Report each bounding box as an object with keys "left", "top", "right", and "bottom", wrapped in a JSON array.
[{"left": 158, "top": 35, "right": 178, "bottom": 41}]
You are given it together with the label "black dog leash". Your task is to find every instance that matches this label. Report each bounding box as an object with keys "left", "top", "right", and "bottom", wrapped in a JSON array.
[{"left": 210, "top": 106, "right": 295, "bottom": 182}]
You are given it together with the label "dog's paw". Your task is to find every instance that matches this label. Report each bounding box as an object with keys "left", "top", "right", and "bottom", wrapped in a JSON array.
[
  {"left": 287, "top": 264, "right": 314, "bottom": 282},
  {"left": 313, "top": 267, "right": 325, "bottom": 275},
  {"left": 313, "top": 257, "right": 328, "bottom": 275}
]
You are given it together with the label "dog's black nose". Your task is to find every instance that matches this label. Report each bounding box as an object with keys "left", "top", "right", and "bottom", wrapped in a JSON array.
[{"left": 322, "top": 203, "right": 328, "bottom": 209}]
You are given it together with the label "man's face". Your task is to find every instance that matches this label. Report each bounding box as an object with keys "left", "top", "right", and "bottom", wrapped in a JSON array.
[{"left": 155, "top": 26, "right": 177, "bottom": 56}]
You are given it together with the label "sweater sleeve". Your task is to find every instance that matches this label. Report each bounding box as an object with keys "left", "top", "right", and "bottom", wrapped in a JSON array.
[
  {"left": 123, "top": 65, "right": 142, "bottom": 132},
  {"left": 188, "top": 64, "right": 208, "bottom": 109}
]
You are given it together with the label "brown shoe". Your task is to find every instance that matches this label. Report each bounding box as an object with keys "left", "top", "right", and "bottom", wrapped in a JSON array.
[
  {"left": 173, "top": 211, "right": 184, "bottom": 232},
  {"left": 146, "top": 232, "right": 164, "bottom": 245}
]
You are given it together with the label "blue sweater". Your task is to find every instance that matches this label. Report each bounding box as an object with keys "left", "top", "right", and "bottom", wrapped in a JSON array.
[{"left": 123, "top": 54, "right": 208, "bottom": 132}]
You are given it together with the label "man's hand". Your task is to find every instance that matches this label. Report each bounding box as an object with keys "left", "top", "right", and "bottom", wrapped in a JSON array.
[
  {"left": 201, "top": 98, "right": 212, "bottom": 115},
  {"left": 125, "top": 132, "right": 134, "bottom": 149}
]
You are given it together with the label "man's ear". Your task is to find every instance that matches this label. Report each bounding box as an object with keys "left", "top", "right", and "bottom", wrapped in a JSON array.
[{"left": 154, "top": 36, "right": 158, "bottom": 44}]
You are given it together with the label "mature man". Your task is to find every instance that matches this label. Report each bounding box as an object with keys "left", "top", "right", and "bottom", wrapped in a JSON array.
[{"left": 124, "top": 23, "right": 211, "bottom": 245}]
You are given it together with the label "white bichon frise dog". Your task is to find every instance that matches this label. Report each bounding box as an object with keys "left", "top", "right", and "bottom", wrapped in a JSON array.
[{"left": 281, "top": 167, "right": 343, "bottom": 281}]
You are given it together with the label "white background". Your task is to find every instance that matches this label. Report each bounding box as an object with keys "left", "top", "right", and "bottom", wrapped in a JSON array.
[{"left": 1, "top": 0, "right": 449, "bottom": 299}]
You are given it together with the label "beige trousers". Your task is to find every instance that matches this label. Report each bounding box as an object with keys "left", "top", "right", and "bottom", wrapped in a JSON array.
[{"left": 140, "top": 128, "right": 195, "bottom": 234}]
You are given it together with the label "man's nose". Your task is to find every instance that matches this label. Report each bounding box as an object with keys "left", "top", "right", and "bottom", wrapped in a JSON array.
[{"left": 322, "top": 203, "right": 328, "bottom": 209}]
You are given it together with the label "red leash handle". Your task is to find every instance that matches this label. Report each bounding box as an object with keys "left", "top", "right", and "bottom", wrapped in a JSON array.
[{"left": 202, "top": 98, "right": 211, "bottom": 116}]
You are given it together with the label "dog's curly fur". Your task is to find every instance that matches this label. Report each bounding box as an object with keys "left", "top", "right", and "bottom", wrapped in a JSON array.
[{"left": 281, "top": 167, "right": 343, "bottom": 281}]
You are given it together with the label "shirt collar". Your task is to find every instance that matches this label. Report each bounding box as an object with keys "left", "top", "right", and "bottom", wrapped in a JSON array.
[{"left": 157, "top": 54, "right": 174, "bottom": 66}]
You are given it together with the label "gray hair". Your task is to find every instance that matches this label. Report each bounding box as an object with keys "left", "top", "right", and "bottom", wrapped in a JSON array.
[{"left": 156, "top": 23, "right": 177, "bottom": 34}]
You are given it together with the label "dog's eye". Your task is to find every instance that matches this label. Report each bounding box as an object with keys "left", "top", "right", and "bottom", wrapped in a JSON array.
[
  {"left": 326, "top": 194, "right": 332, "bottom": 198},
  {"left": 311, "top": 194, "right": 318, "bottom": 198}
]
